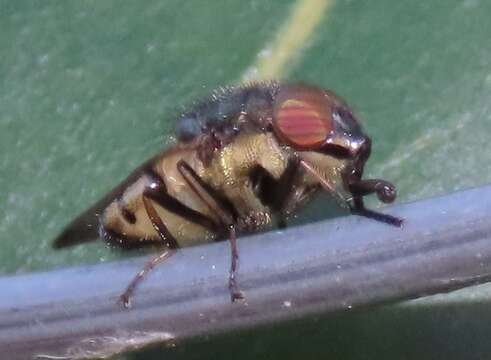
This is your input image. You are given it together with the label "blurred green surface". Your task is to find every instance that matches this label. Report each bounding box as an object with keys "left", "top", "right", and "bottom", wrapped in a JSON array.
[
  {"left": 0, "top": 0, "right": 295, "bottom": 272},
  {"left": 1, "top": 0, "right": 491, "bottom": 359}
]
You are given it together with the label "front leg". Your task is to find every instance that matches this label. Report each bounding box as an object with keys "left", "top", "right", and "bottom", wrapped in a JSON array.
[
  {"left": 350, "top": 196, "right": 403, "bottom": 227},
  {"left": 300, "top": 159, "right": 403, "bottom": 227},
  {"left": 347, "top": 178, "right": 402, "bottom": 227},
  {"left": 348, "top": 179, "right": 396, "bottom": 204}
]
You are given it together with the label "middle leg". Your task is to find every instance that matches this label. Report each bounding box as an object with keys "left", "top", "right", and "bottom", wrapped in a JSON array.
[{"left": 177, "top": 160, "right": 244, "bottom": 301}]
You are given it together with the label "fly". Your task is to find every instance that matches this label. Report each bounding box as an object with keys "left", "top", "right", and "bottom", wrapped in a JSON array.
[{"left": 53, "top": 82, "right": 402, "bottom": 307}]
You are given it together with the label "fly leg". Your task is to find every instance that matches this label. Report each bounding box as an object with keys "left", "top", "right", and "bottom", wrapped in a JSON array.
[
  {"left": 120, "top": 171, "right": 219, "bottom": 308},
  {"left": 120, "top": 247, "right": 175, "bottom": 308},
  {"left": 300, "top": 159, "right": 403, "bottom": 227},
  {"left": 119, "top": 189, "right": 179, "bottom": 308},
  {"left": 227, "top": 224, "right": 242, "bottom": 301},
  {"left": 177, "top": 160, "right": 244, "bottom": 302},
  {"left": 349, "top": 179, "right": 403, "bottom": 227},
  {"left": 349, "top": 179, "right": 396, "bottom": 204},
  {"left": 350, "top": 197, "right": 403, "bottom": 227}
]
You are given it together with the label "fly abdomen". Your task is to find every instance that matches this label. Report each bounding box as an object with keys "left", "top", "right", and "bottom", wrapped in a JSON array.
[
  {"left": 100, "top": 172, "right": 163, "bottom": 248},
  {"left": 100, "top": 152, "right": 221, "bottom": 249}
]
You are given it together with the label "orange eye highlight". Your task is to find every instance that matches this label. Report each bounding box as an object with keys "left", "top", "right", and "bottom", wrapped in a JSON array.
[{"left": 273, "top": 85, "right": 333, "bottom": 149}]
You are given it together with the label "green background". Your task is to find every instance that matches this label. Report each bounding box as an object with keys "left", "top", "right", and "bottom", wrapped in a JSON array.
[{"left": 1, "top": 0, "right": 491, "bottom": 359}]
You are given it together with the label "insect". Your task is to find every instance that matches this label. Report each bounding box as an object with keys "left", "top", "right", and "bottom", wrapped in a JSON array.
[{"left": 53, "top": 81, "right": 402, "bottom": 307}]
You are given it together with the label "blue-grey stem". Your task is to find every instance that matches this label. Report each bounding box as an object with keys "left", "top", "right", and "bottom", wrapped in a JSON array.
[{"left": 1, "top": 184, "right": 491, "bottom": 359}]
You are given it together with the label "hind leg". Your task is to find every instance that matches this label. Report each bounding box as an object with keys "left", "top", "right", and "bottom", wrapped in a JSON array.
[{"left": 120, "top": 172, "right": 219, "bottom": 308}]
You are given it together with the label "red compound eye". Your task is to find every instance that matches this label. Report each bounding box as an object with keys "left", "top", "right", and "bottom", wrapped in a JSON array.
[{"left": 273, "top": 85, "right": 333, "bottom": 149}]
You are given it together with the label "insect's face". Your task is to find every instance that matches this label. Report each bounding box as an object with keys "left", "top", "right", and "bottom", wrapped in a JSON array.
[{"left": 272, "top": 84, "right": 370, "bottom": 164}]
